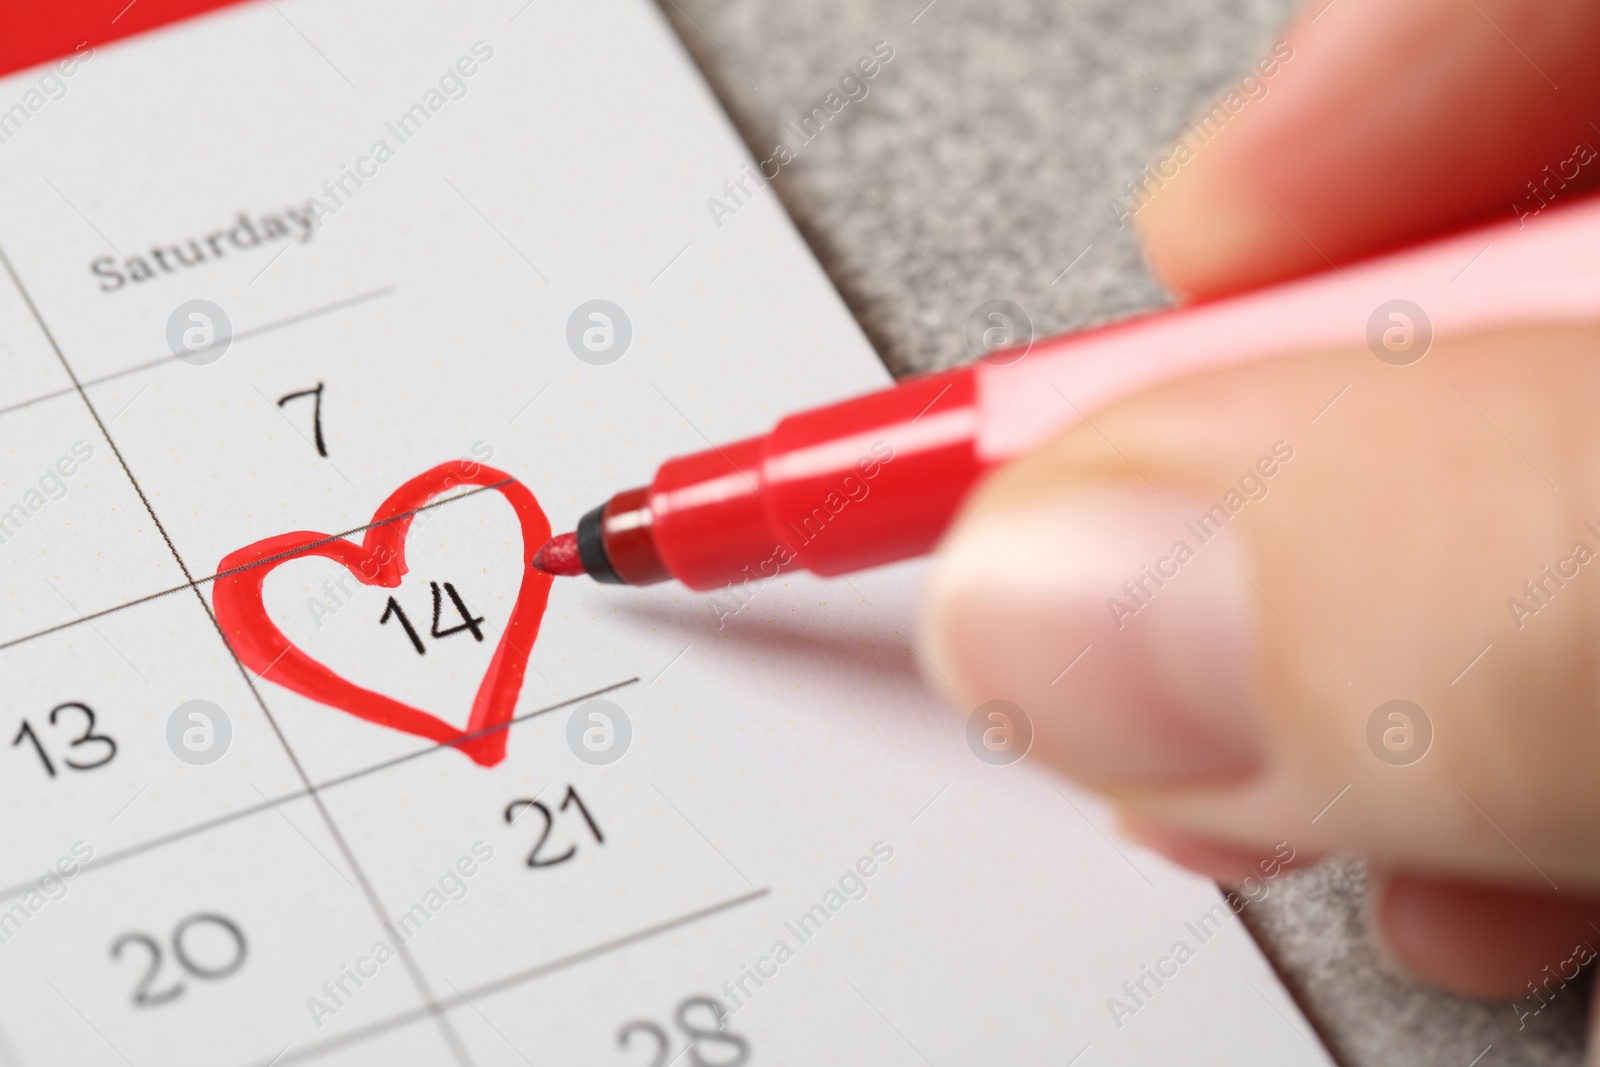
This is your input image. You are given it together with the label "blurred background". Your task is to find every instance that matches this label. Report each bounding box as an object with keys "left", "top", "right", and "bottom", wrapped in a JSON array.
[{"left": 657, "top": 0, "right": 1590, "bottom": 1063}]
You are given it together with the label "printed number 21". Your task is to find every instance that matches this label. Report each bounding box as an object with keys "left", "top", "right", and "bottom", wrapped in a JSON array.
[{"left": 505, "top": 786, "right": 603, "bottom": 868}]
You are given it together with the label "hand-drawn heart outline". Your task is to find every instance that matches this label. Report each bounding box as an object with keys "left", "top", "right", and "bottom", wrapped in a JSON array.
[{"left": 211, "top": 460, "right": 552, "bottom": 766}]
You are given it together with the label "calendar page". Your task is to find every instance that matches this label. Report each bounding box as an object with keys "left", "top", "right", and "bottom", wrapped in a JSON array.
[{"left": 0, "top": 2, "right": 1330, "bottom": 1064}]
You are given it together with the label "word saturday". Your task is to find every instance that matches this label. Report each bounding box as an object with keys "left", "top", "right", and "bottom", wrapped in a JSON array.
[{"left": 90, "top": 203, "right": 318, "bottom": 292}]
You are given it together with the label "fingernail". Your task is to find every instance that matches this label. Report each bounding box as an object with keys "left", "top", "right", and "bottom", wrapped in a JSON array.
[
  {"left": 924, "top": 486, "right": 1265, "bottom": 783},
  {"left": 1587, "top": 978, "right": 1600, "bottom": 1066},
  {"left": 1361, "top": 868, "right": 1430, "bottom": 989},
  {"left": 1371, "top": 871, "right": 1600, "bottom": 999},
  {"left": 1116, "top": 813, "right": 1293, "bottom": 885}
]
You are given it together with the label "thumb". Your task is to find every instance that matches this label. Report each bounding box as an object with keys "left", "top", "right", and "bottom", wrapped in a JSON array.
[{"left": 922, "top": 323, "right": 1600, "bottom": 892}]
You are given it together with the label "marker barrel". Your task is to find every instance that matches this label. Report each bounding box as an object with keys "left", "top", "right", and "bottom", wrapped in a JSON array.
[{"left": 578, "top": 195, "right": 1600, "bottom": 591}]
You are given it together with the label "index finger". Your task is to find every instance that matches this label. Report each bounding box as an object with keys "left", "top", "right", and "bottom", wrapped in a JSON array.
[{"left": 1135, "top": 0, "right": 1600, "bottom": 300}]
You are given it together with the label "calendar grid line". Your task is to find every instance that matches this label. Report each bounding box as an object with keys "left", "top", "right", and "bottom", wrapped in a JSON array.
[
  {"left": 0, "top": 243, "right": 478, "bottom": 1067},
  {"left": 0, "top": 677, "right": 640, "bottom": 904},
  {"left": 0, "top": 284, "right": 395, "bottom": 420},
  {"left": 0, "top": 478, "right": 517, "bottom": 656},
  {"left": 246, "top": 887, "right": 773, "bottom": 1067},
  {"left": 0, "top": 1010, "right": 21, "bottom": 1067}
]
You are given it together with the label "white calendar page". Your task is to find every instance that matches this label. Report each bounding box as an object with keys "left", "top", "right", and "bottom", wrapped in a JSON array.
[{"left": 0, "top": 2, "right": 1330, "bottom": 1064}]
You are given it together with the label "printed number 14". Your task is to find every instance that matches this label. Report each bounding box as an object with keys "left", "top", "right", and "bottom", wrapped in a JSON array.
[{"left": 379, "top": 581, "right": 485, "bottom": 656}]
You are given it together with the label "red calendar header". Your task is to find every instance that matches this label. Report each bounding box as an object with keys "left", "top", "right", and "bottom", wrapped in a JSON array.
[{"left": 0, "top": 0, "right": 250, "bottom": 79}]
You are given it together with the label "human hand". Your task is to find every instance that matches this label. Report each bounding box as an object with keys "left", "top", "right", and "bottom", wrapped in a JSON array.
[{"left": 922, "top": 0, "right": 1600, "bottom": 1008}]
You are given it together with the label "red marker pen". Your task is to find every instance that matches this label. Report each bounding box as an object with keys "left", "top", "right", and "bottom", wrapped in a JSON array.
[{"left": 534, "top": 196, "right": 1600, "bottom": 591}]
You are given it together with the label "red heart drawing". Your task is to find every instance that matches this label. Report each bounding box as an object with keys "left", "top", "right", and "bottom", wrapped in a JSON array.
[{"left": 211, "top": 460, "right": 553, "bottom": 766}]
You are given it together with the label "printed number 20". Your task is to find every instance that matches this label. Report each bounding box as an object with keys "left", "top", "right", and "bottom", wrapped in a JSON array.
[{"left": 111, "top": 913, "right": 247, "bottom": 1008}]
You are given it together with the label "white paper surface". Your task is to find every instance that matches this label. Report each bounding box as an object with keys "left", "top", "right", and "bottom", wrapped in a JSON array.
[{"left": 0, "top": 2, "right": 1331, "bottom": 1064}]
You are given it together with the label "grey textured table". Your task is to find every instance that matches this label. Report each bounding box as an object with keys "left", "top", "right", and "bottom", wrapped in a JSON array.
[{"left": 658, "top": 0, "right": 1590, "bottom": 1063}]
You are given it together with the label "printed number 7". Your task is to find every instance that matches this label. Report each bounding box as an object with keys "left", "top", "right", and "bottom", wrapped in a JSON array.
[{"left": 277, "top": 382, "right": 328, "bottom": 458}]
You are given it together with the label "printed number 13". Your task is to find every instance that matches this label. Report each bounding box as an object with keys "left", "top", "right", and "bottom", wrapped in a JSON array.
[{"left": 12, "top": 703, "right": 117, "bottom": 777}]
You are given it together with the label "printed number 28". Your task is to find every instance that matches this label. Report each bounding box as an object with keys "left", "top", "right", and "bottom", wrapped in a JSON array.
[{"left": 618, "top": 996, "right": 749, "bottom": 1067}]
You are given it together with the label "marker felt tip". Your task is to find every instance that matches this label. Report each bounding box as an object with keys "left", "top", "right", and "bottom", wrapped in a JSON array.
[
  {"left": 530, "top": 531, "right": 584, "bottom": 578},
  {"left": 532, "top": 195, "right": 1600, "bottom": 592}
]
